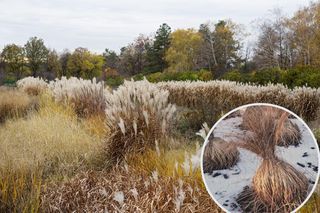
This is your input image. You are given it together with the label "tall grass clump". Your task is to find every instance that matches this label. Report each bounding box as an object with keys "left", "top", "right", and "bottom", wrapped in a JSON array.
[
  {"left": 157, "top": 80, "right": 320, "bottom": 123},
  {"left": 17, "top": 77, "right": 48, "bottom": 96},
  {"left": 0, "top": 95, "right": 103, "bottom": 212},
  {"left": 41, "top": 166, "right": 220, "bottom": 212},
  {"left": 238, "top": 106, "right": 308, "bottom": 212},
  {"left": 49, "top": 77, "right": 106, "bottom": 117},
  {"left": 242, "top": 106, "right": 301, "bottom": 147},
  {"left": 105, "top": 79, "right": 176, "bottom": 162},
  {"left": 203, "top": 137, "right": 239, "bottom": 174},
  {"left": 0, "top": 87, "right": 37, "bottom": 123}
]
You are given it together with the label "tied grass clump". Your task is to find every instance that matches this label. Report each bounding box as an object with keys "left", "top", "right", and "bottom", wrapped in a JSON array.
[
  {"left": 203, "top": 137, "right": 239, "bottom": 174},
  {"left": 16, "top": 77, "right": 48, "bottom": 96},
  {"left": 242, "top": 106, "right": 301, "bottom": 147},
  {"left": 105, "top": 79, "right": 176, "bottom": 162},
  {"left": 252, "top": 158, "right": 308, "bottom": 211},
  {"left": 0, "top": 87, "right": 37, "bottom": 123},
  {"left": 49, "top": 77, "right": 106, "bottom": 117},
  {"left": 237, "top": 106, "right": 308, "bottom": 212}
]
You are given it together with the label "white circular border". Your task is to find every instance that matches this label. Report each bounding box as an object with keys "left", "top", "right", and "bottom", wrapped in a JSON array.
[{"left": 200, "top": 103, "right": 320, "bottom": 213}]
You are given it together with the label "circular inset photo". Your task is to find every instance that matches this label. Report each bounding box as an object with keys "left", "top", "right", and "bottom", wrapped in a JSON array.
[{"left": 201, "top": 103, "right": 320, "bottom": 213}]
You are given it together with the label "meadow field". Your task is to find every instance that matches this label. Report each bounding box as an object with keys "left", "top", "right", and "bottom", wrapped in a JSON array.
[{"left": 0, "top": 76, "right": 320, "bottom": 212}]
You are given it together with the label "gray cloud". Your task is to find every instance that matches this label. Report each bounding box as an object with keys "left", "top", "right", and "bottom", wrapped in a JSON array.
[{"left": 0, "top": 0, "right": 310, "bottom": 53}]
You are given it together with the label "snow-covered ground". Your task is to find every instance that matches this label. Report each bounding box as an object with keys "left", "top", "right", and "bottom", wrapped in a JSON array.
[{"left": 203, "top": 116, "right": 319, "bottom": 212}]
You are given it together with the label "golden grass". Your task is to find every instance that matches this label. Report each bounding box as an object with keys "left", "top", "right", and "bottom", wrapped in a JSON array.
[
  {"left": 0, "top": 87, "right": 37, "bottom": 123},
  {"left": 81, "top": 114, "right": 109, "bottom": 140},
  {"left": 41, "top": 166, "right": 220, "bottom": 213},
  {"left": 300, "top": 194, "right": 320, "bottom": 213},
  {"left": 126, "top": 139, "right": 202, "bottom": 182},
  {"left": 0, "top": 94, "right": 104, "bottom": 212},
  {"left": 203, "top": 138, "right": 239, "bottom": 174}
]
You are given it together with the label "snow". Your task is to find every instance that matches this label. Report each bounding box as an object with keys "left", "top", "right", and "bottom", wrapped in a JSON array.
[{"left": 203, "top": 116, "right": 319, "bottom": 212}]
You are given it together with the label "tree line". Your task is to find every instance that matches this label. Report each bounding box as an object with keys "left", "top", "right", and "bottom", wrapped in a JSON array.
[{"left": 0, "top": 1, "right": 319, "bottom": 83}]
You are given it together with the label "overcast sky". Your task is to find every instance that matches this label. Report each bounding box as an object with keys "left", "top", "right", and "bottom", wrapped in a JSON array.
[{"left": 0, "top": 0, "right": 311, "bottom": 54}]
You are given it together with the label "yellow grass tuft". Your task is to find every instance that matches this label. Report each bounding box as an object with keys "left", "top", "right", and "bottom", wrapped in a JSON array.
[{"left": 0, "top": 87, "right": 37, "bottom": 123}]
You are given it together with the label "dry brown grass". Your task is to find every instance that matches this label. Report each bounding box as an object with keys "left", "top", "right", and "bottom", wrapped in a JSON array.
[
  {"left": 242, "top": 106, "right": 301, "bottom": 147},
  {"left": 236, "top": 186, "right": 268, "bottom": 212},
  {"left": 203, "top": 138, "right": 239, "bottom": 174},
  {"left": 239, "top": 106, "right": 290, "bottom": 156},
  {"left": 252, "top": 158, "right": 309, "bottom": 212},
  {"left": 0, "top": 87, "right": 37, "bottom": 123},
  {"left": 41, "top": 166, "right": 220, "bottom": 213},
  {"left": 238, "top": 106, "right": 310, "bottom": 212},
  {"left": 277, "top": 120, "right": 301, "bottom": 147}
]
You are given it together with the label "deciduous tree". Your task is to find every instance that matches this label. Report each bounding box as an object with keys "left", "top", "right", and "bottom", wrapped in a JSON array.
[
  {"left": 165, "top": 29, "right": 203, "bottom": 72},
  {"left": 0, "top": 44, "right": 27, "bottom": 79},
  {"left": 67, "top": 47, "right": 104, "bottom": 79},
  {"left": 24, "top": 37, "right": 49, "bottom": 77}
]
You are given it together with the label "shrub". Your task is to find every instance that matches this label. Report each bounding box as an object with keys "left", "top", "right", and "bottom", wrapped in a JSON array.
[
  {"left": 41, "top": 167, "right": 218, "bottom": 212},
  {"left": 104, "top": 79, "right": 176, "bottom": 162},
  {"left": 222, "top": 66, "right": 320, "bottom": 88},
  {"left": 198, "top": 69, "right": 213, "bottom": 81},
  {"left": 221, "top": 70, "right": 243, "bottom": 82},
  {"left": 0, "top": 87, "right": 36, "bottom": 122},
  {"left": 105, "top": 76, "right": 124, "bottom": 88},
  {"left": 140, "top": 70, "right": 213, "bottom": 83},
  {"left": 16, "top": 77, "right": 48, "bottom": 96},
  {"left": 49, "top": 77, "right": 106, "bottom": 117},
  {"left": 251, "top": 68, "right": 284, "bottom": 85}
]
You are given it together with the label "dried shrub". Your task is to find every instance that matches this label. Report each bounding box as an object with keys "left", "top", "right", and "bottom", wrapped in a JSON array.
[
  {"left": 0, "top": 88, "right": 37, "bottom": 123},
  {"left": 203, "top": 137, "right": 239, "bottom": 174},
  {"left": 41, "top": 167, "right": 219, "bottom": 212},
  {"left": 17, "top": 77, "right": 48, "bottom": 96},
  {"left": 49, "top": 77, "right": 106, "bottom": 117},
  {"left": 105, "top": 79, "right": 176, "bottom": 162}
]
